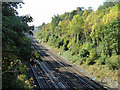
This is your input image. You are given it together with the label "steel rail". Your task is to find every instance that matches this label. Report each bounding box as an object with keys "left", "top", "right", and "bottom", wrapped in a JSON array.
[
  {"left": 35, "top": 65, "right": 52, "bottom": 89},
  {"left": 33, "top": 43, "right": 92, "bottom": 89},
  {"left": 33, "top": 44, "right": 69, "bottom": 89},
  {"left": 32, "top": 37, "right": 106, "bottom": 90},
  {"left": 36, "top": 44, "right": 95, "bottom": 89},
  {"left": 33, "top": 44, "right": 77, "bottom": 89},
  {"left": 41, "top": 44, "right": 106, "bottom": 89},
  {"left": 30, "top": 64, "right": 44, "bottom": 89}
]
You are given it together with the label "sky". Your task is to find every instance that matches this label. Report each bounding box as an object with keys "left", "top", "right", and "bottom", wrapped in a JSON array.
[{"left": 17, "top": 0, "right": 105, "bottom": 26}]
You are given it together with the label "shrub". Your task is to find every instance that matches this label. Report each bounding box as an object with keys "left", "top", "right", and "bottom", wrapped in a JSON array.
[
  {"left": 67, "top": 41, "right": 72, "bottom": 50},
  {"left": 79, "top": 60, "right": 84, "bottom": 65},
  {"left": 71, "top": 44, "right": 80, "bottom": 55},
  {"left": 44, "top": 34, "right": 49, "bottom": 42},
  {"left": 82, "top": 42, "right": 92, "bottom": 50},
  {"left": 63, "top": 40, "right": 69, "bottom": 51},
  {"left": 105, "top": 55, "right": 120, "bottom": 70},
  {"left": 57, "top": 38, "right": 64, "bottom": 48},
  {"left": 48, "top": 36, "right": 53, "bottom": 46},
  {"left": 86, "top": 49, "right": 98, "bottom": 65},
  {"left": 79, "top": 57, "right": 87, "bottom": 65},
  {"left": 63, "top": 44, "right": 69, "bottom": 51},
  {"left": 80, "top": 49, "right": 89, "bottom": 57},
  {"left": 89, "top": 49, "right": 98, "bottom": 60},
  {"left": 97, "top": 55, "right": 106, "bottom": 65},
  {"left": 86, "top": 58, "right": 95, "bottom": 65},
  {"left": 51, "top": 36, "right": 57, "bottom": 47},
  {"left": 96, "top": 42, "right": 103, "bottom": 56}
]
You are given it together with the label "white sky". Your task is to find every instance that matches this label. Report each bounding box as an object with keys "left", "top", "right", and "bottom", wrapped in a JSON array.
[{"left": 17, "top": 0, "right": 105, "bottom": 26}]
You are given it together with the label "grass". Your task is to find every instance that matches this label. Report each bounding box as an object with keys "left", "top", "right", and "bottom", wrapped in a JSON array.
[{"left": 81, "top": 63, "right": 118, "bottom": 82}]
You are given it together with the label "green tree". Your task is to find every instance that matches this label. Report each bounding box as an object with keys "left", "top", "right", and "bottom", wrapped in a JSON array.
[
  {"left": 2, "top": 2, "right": 33, "bottom": 88},
  {"left": 69, "top": 15, "right": 84, "bottom": 45}
]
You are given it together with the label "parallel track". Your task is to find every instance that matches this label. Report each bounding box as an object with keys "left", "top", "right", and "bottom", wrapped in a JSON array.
[
  {"left": 33, "top": 45, "right": 80, "bottom": 89},
  {"left": 38, "top": 43, "right": 107, "bottom": 89},
  {"left": 30, "top": 37, "right": 106, "bottom": 90}
]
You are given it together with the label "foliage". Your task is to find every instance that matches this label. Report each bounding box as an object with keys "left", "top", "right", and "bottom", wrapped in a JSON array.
[
  {"left": 105, "top": 55, "right": 120, "bottom": 70},
  {"left": 98, "top": 2, "right": 117, "bottom": 10},
  {"left": 2, "top": 2, "right": 33, "bottom": 88},
  {"left": 35, "top": 2, "right": 120, "bottom": 70},
  {"left": 97, "top": 55, "right": 106, "bottom": 65},
  {"left": 2, "top": 60, "right": 31, "bottom": 89},
  {"left": 71, "top": 43, "right": 80, "bottom": 55},
  {"left": 80, "top": 49, "right": 89, "bottom": 57}
]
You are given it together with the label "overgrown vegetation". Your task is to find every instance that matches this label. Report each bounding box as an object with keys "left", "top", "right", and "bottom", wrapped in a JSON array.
[
  {"left": 35, "top": 2, "right": 120, "bottom": 71},
  {"left": 2, "top": 2, "right": 34, "bottom": 89}
]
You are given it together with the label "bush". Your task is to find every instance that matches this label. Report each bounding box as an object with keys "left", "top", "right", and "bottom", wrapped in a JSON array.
[
  {"left": 51, "top": 36, "right": 57, "bottom": 47},
  {"left": 86, "top": 58, "right": 95, "bottom": 65},
  {"left": 89, "top": 49, "right": 98, "bottom": 60},
  {"left": 67, "top": 41, "right": 72, "bottom": 50},
  {"left": 44, "top": 35, "right": 49, "bottom": 43},
  {"left": 97, "top": 55, "right": 106, "bottom": 65},
  {"left": 57, "top": 38, "right": 64, "bottom": 48},
  {"left": 105, "top": 55, "right": 120, "bottom": 70},
  {"left": 80, "top": 49, "right": 89, "bottom": 57},
  {"left": 71, "top": 44, "right": 80, "bottom": 55},
  {"left": 63, "top": 44, "right": 69, "bottom": 51},
  {"left": 48, "top": 36, "right": 53, "bottom": 46},
  {"left": 82, "top": 42, "right": 92, "bottom": 50},
  {"left": 86, "top": 49, "right": 98, "bottom": 65},
  {"left": 79, "top": 57, "right": 87, "bottom": 65},
  {"left": 96, "top": 42, "right": 103, "bottom": 56},
  {"left": 63, "top": 40, "right": 69, "bottom": 51}
]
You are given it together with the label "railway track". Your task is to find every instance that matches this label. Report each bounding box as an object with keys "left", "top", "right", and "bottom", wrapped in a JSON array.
[
  {"left": 30, "top": 37, "right": 107, "bottom": 89},
  {"left": 30, "top": 58, "right": 68, "bottom": 89},
  {"left": 37, "top": 43, "right": 108, "bottom": 89},
  {"left": 33, "top": 45, "right": 81, "bottom": 89}
]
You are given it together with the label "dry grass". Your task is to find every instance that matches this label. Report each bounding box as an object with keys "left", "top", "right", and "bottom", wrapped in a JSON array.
[{"left": 81, "top": 63, "right": 118, "bottom": 82}]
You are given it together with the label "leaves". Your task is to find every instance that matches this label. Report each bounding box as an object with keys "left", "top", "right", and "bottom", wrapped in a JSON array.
[
  {"left": 35, "top": 2, "right": 120, "bottom": 70},
  {"left": 2, "top": 2, "right": 33, "bottom": 88}
]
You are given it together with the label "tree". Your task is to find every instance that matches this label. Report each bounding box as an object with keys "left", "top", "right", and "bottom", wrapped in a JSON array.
[
  {"left": 76, "top": 7, "right": 82, "bottom": 11},
  {"left": 58, "top": 20, "right": 70, "bottom": 35},
  {"left": 2, "top": 2, "right": 33, "bottom": 88},
  {"left": 51, "top": 14, "right": 61, "bottom": 29},
  {"left": 98, "top": 2, "right": 116, "bottom": 10},
  {"left": 69, "top": 15, "right": 84, "bottom": 45},
  {"left": 88, "top": 7, "right": 93, "bottom": 13},
  {"left": 82, "top": 9, "right": 89, "bottom": 16}
]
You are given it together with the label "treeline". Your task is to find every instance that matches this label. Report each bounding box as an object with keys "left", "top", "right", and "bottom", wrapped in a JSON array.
[
  {"left": 2, "top": 2, "right": 34, "bottom": 88},
  {"left": 35, "top": 2, "right": 120, "bottom": 70}
]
